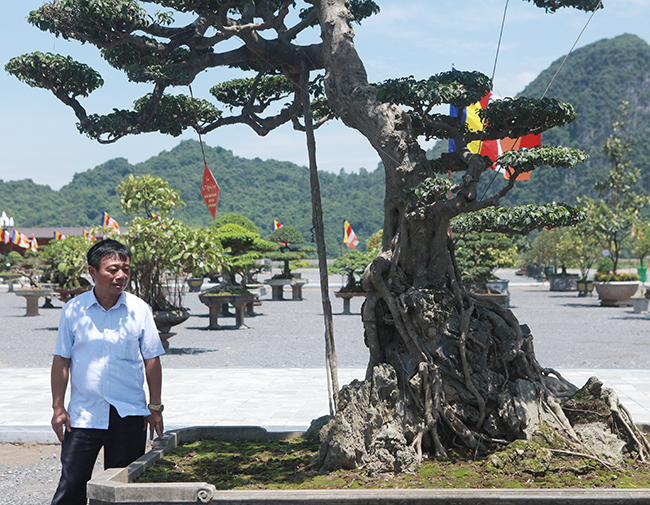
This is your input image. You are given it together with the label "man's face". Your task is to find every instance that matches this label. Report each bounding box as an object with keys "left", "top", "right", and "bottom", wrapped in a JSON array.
[{"left": 89, "top": 254, "right": 130, "bottom": 298}]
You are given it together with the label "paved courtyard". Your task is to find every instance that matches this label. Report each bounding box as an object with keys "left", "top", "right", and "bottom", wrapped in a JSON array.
[
  {"left": 1, "top": 267, "right": 650, "bottom": 444},
  {"left": 2, "top": 267, "right": 650, "bottom": 504}
]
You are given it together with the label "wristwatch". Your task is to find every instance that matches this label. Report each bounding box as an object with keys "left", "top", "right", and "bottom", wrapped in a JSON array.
[{"left": 147, "top": 403, "right": 164, "bottom": 413}]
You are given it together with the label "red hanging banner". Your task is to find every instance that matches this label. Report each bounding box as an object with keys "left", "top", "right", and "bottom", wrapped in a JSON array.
[{"left": 200, "top": 163, "right": 220, "bottom": 219}]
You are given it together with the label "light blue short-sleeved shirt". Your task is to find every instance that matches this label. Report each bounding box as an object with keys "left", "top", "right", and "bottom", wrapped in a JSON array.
[{"left": 54, "top": 289, "right": 165, "bottom": 429}]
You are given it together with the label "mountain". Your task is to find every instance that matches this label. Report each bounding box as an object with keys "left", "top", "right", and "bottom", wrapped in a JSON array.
[
  {"left": 0, "top": 140, "right": 385, "bottom": 256},
  {"left": 504, "top": 33, "right": 650, "bottom": 205}
]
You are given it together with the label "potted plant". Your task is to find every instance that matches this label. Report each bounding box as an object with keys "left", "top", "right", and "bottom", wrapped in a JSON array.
[
  {"left": 329, "top": 249, "right": 373, "bottom": 294},
  {"left": 8, "top": 249, "right": 54, "bottom": 315},
  {"left": 117, "top": 175, "right": 224, "bottom": 347},
  {"left": 1, "top": 251, "right": 29, "bottom": 291},
  {"left": 329, "top": 248, "right": 375, "bottom": 314},
  {"left": 453, "top": 230, "right": 518, "bottom": 306},
  {"left": 556, "top": 226, "right": 600, "bottom": 297},
  {"left": 265, "top": 226, "right": 315, "bottom": 300},
  {"left": 210, "top": 214, "right": 277, "bottom": 287},
  {"left": 592, "top": 256, "right": 640, "bottom": 307},
  {"left": 581, "top": 104, "right": 650, "bottom": 280},
  {"left": 40, "top": 235, "right": 93, "bottom": 301}
]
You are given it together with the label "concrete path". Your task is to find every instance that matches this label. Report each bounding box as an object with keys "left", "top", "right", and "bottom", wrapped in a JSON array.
[
  {"left": 1, "top": 268, "right": 650, "bottom": 443},
  {"left": 2, "top": 367, "right": 650, "bottom": 444}
]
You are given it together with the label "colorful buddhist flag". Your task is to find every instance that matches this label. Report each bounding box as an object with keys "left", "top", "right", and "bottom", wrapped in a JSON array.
[
  {"left": 450, "top": 91, "right": 541, "bottom": 181},
  {"left": 54, "top": 231, "right": 66, "bottom": 240},
  {"left": 2, "top": 229, "right": 10, "bottom": 244},
  {"left": 12, "top": 230, "right": 31, "bottom": 249},
  {"left": 84, "top": 230, "right": 97, "bottom": 241},
  {"left": 30, "top": 234, "right": 38, "bottom": 251},
  {"left": 273, "top": 220, "right": 283, "bottom": 231},
  {"left": 101, "top": 211, "right": 120, "bottom": 233},
  {"left": 343, "top": 220, "right": 360, "bottom": 249}
]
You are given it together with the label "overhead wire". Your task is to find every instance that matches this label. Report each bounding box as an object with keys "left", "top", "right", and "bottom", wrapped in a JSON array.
[
  {"left": 477, "top": 0, "right": 511, "bottom": 200},
  {"left": 479, "top": 0, "right": 603, "bottom": 201},
  {"left": 540, "top": 0, "right": 603, "bottom": 100}
]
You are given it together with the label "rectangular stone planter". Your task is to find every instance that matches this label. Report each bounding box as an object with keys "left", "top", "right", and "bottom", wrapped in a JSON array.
[
  {"left": 87, "top": 423, "right": 650, "bottom": 505},
  {"left": 88, "top": 426, "right": 304, "bottom": 505},
  {"left": 548, "top": 274, "right": 579, "bottom": 292}
]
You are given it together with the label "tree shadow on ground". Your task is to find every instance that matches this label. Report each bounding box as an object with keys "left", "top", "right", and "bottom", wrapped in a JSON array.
[
  {"left": 164, "top": 347, "right": 218, "bottom": 356},
  {"left": 564, "top": 302, "right": 605, "bottom": 308},
  {"left": 184, "top": 325, "right": 253, "bottom": 331}
]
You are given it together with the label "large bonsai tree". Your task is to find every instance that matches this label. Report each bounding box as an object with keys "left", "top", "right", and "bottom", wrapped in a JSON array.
[{"left": 9, "top": 0, "right": 649, "bottom": 474}]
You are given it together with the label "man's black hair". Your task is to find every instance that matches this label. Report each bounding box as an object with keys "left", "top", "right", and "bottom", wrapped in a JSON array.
[{"left": 87, "top": 239, "right": 130, "bottom": 270}]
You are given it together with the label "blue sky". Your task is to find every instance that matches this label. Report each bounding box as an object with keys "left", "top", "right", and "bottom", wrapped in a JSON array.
[{"left": 1, "top": 0, "right": 648, "bottom": 190}]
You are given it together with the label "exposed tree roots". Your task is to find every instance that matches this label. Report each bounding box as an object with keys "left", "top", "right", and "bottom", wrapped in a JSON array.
[{"left": 315, "top": 272, "right": 648, "bottom": 475}]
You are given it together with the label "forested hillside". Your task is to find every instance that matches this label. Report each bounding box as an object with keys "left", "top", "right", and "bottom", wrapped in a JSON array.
[{"left": 0, "top": 140, "right": 384, "bottom": 256}]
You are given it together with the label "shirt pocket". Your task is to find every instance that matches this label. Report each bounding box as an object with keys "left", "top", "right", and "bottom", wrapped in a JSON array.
[{"left": 118, "top": 333, "right": 142, "bottom": 361}]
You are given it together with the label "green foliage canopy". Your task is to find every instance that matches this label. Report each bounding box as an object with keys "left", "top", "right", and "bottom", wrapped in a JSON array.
[{"left": 40, "top": 235, "right": 93, "bottom": 288}]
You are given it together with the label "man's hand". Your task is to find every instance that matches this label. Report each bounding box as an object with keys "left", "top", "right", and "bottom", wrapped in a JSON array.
[
  {"left": 51, "top": 406, "right": 71, "bottom": 443},
  {"left": 51, "top": 355, "right": 71, "bottom": 443},
  {"left": 145, "top": 411, "right": 164, "bottom": 440}
]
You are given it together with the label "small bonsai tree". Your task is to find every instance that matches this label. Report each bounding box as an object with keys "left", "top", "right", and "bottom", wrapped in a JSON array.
[
  {"left": 6, "top": 251, "right": 24, "bottom": 269},
  {"left": 329, "top": 249, "right": 374, "bottom": 293},
  {"left": 267, "top": 226, "right": 315, "bottom": 279},
  {"left": 556, "top": 225, "right": 601, "bottom": 281},
  {"left": 40, "top": 235, "right": 93, "bottom": 289},
  {"left": 9, "top": 249, "right": 44, "bottom": 288},
  {"left": 453, "top": 231, "right": 518, "bottom": 292},
  {"left": 210, "top": 214, "right": 277, "bottom": 286}
]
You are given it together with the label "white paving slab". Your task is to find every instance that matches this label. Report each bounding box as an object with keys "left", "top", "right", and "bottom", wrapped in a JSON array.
[{"left": 1, "top": 367, "right": 649, "bottom": 443}]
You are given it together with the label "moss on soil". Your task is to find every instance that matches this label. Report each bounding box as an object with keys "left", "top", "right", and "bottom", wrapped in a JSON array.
[{"left": 137, "top": 438, "right": 650, "bottom": 490}]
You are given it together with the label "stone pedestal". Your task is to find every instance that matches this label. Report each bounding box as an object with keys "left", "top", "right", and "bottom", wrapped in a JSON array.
[
  {"left": 334, "top": 291, "right": 367, "bottom": 315},
  {"left": 153, "top": 310, "right": 190, "bottom": 351},
  {"left": 632, "top": 297, "right": 649, "bottom": 314},
  {"left": 264, "top": 278, "right": 308, "bottom": 300},
  {"left": 244, "top": 284, "right": 266, "bottom": 315},
  {"left": 15, "top": 289, "right": 52, "bottom": 316},
  {"left": 199, "top": 293, "right": 255, "bottom": 329}
]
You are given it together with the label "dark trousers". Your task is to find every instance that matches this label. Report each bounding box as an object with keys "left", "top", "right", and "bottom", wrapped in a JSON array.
[{"left": 51, "top": 405, "right": 146, "bottom": 505}]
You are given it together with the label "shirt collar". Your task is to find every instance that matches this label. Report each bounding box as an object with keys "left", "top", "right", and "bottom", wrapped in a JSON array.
[{"left": 87, "top": 289, "right": 127, "bottom": 312}]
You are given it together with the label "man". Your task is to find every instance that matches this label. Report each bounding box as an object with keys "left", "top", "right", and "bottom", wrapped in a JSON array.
[{"left": 50, "top": 239, "right": 165, "bottom": 505}]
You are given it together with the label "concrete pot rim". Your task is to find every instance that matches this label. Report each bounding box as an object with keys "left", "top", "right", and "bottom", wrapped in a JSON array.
[
  {"left": 87, "top": 425, "right": 650, "bottom": 504},
  {"left": 593, "top": 281, "right": 641, "bottom": 286}
]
